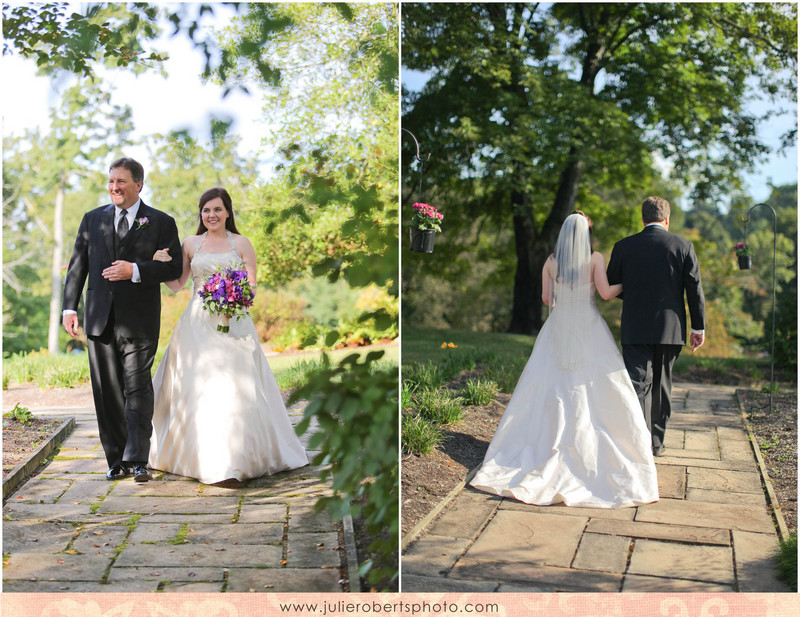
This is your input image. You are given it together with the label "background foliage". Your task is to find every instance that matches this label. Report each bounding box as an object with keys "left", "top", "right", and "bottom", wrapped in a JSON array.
[{"left": 401, "top": 2, "right": 796, "bottom": 365}]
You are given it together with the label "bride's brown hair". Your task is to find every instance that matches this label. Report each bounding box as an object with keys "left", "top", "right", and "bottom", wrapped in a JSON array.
[{"left": 195, "top": 187, "right": 240, "bottom": 235}]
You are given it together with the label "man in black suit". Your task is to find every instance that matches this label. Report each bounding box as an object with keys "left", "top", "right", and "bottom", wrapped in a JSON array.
[
  {"left": 63, "top": 157, "right": 182, "bottom": 482},
  {"left": 607, "top": 196, "right": 706, "bottom": 456}
]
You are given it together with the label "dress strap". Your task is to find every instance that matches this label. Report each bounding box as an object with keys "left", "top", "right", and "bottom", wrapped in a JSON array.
[
  {"left": 225, "top": 230, "right": 237, "bottom": 250},
  {"left": 194, "top": 232, "right": 208, "bottom": 254},
  {"left": 226, "top": 230, "right": 243, "bottom": 260}
]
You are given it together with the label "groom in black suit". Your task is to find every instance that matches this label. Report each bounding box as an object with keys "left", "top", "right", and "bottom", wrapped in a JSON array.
[
  {"left": 607, "top": 196, "right": 706, "bottom": 456},
  {"left": 63, "top": 158, "right": 182, "bottom": 482}
]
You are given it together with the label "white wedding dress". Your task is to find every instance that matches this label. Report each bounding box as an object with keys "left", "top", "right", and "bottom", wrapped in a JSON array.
[
  {"left": 149, "top": 232, "right": 308, "bottom": 484},
  {"left": 470, "top": 277, "right": 658, "bottom": 508}
]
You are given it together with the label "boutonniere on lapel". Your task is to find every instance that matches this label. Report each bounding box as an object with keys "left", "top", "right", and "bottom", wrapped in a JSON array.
[{"left": 134, "top": 217, "right": 150, "bottom": 230}]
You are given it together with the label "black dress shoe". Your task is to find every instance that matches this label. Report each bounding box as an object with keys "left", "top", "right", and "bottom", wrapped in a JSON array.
[
  {"left": 653, "top": 445, "right": 666, "bottom": 457},
  {"left": 133, "top": 464, "right": 153, "bottom": 483},
  {"left": 106, "top": 464, "right": 131, "bottom": 480}
]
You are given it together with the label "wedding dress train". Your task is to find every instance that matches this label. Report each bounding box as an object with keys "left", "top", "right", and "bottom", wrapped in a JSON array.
[
  {"left": 470, "top": 280, "right": 658, "bottom": 508},
  {"left": 149, "top": 233, "right": 308, "bottom": 484}
]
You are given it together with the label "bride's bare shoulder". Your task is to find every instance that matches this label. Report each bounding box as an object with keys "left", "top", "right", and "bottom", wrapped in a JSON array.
[
  {"left": 231, "top": 232, "right": 254, "bottom": 248},
  {"left": 183, "top": 234, "right": 204, "bottom": 257}
]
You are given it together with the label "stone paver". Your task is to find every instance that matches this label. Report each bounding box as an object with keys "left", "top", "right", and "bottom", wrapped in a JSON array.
[
  {"left": 402, "top": 574, "right": 498, "bottom": 592},
  {"left": 402, "top": 534, "right": 471, "bottom": 577},
  {"left": 655, "top": 464, "right": 686, "bottom": 499},
  {"left": 685, "top": 488, "right": 766, "bottom": 506},
  {"left": 225, "top": 568, "right": 342, "bottom": 593},
  {"left": 2, "top": 401, "right": 349, "bottom": 593},
  {"left": 585, "top": 518, "right": 730, "bottom": 545},
  {"left": 687, "top": 467, "right": 764, "bottom": 494},
  {"left": 621, "top": 574, "right": 736, "bottom": 592},
  {"left": 572, "top": 533, "right": 631, "bottom": 573},
  {"left": 628, "top": 539, "right": 735, "bottom": 585},
  {"left": 733, "top": 530, "right": 791, "bottom": 592},
  {"left": 452, "top": 558, "right": 622, "bottom": 592},
  {"left": 401, "top": 382, "right": 790, "bottom": 593},
  {"left": 635, "top": 498, "right": 775, "bottom": 534},
  {"left": 2, "top": 522, "right": 77, "bottom": 554},
  {"left": 429, "top": 491, "right": 500, "bottom": 538},
  {"left": 465, "top": 510, "right": 586, "bottom": 567}
]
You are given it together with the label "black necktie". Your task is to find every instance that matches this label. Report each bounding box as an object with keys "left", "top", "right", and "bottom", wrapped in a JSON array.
[{"left": 117, "top": 212, "right": 129, "bottom": 240}]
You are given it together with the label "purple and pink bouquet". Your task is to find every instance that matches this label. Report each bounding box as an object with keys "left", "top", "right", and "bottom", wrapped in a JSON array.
[
  {"left": 410, "top": 202, "right": 443, "bottom": 232},
  {"left": 197, "top": 265, "right": 255, "bottom": 332}
]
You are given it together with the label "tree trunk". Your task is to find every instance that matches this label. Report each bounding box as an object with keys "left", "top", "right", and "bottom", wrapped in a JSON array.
[
  {"left": 508, "top": 190, "right": 539, "bottom": 334},
  {"left": 508, "top": 153, "right": 587, "bottom": 334},
  {"left": 506, "top": 15, "right": 601, "bottom": 332},
  {"left": 47, "top": 181, "right": 65, "bottom": 355}
]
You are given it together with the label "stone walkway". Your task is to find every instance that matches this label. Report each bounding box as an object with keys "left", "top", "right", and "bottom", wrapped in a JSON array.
[
  {"left": 402, "top": 383, "right": 792, "bottom": 592},
  {"left": 3, "top": 401, "right": 347, "bottom": 592}
]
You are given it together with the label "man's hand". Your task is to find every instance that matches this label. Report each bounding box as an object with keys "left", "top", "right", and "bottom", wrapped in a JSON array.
[
  {"left": 102, "top": 260, "right": 134, "bottom": 281},
  {"left": 690, "top": 332, "right": 705, "bottom": 352},
  {"left": 63, "top": 314, "right": 80, "bottom": 338}
]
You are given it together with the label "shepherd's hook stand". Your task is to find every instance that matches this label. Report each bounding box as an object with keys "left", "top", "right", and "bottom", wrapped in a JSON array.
[
  {"left": 741, "top": 202, "right": 777, "bottom": 413},
  {"left": 402, "top": 128, "right": 431, "bottom": 203}
]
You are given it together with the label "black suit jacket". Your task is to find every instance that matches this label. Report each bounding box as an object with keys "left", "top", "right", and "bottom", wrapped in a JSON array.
[
  {"left": 607, "top": 225, "right": 705, "bottom": 346},
  {"left": 63, "top": 201, "right": 182, "bottom": 339}
]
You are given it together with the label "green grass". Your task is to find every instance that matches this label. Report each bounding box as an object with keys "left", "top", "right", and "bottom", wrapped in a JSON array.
[
  {"left": 402, "top": 327, "right": 534, "bottom": 368},
  {"left": 401, "top": 413, "right": 442, "bottom": 455},
  {"left": 403, "top": 328, "right": 533, "bottom": 395},
  {"left": 4, "top": 343, "right": 398, "bottom": 393},
  {"left": 3, "top": 352, "right": 90, "bottom": 389},
  {"left": 776, "top": 533, "right": 797, "bottom": 591},
  {"left": 268, "top": 343, "right": 398, "bottom": 375},
  {"left": 673, "top": 354, "right": 770, "bottom": 379}
]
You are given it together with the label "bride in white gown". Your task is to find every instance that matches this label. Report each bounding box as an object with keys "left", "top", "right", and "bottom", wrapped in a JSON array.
[
  {"left": 148, "top": 188, "right": 307, "bottom": 484},
  {"left": 470, "top": 211, "right": 658, "bottom": 508}
]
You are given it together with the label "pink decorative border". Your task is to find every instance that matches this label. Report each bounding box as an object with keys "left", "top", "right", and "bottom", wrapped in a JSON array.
[{"left": 1, "top": 593, "right": 798, "bottom": 617}]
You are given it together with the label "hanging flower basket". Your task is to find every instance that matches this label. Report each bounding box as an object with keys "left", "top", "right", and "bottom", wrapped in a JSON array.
[
  {"left": 410, "top": 202, "right": 443, "bottom": 254},
  {"left": 735, "top": 243, "right": 752, "bottom": 270},
  {"left": 410, "top": 228, "right": 436, "bottom": 253}
]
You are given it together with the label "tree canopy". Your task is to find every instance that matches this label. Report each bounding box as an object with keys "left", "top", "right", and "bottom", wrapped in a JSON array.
[{"left": 402, "top": 2, "right": 797, "bottom": 332}]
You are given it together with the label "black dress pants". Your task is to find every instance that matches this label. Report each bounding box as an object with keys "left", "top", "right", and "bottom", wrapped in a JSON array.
[
  {"left": 87, "top": 313, "right": 158, "bottom": 467},
  {"left": 622, "top": 343, "right": 682, "bottom": 450}
]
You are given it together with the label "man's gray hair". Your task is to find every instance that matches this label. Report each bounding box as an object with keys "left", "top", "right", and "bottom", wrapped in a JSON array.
[{"left": 642, "top": 196, "right": 670, "bottom": 224}]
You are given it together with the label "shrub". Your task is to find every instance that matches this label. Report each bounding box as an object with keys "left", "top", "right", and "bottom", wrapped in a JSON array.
[
  {"left": 400, "top": 382, "right": 415, "bottom": 411},
  {"left": 402, "top": 413, "right": 442, "bottom": 455},
  {"left": 413, "top": 388, "right": 464, "bottom": 425},
  {"left": 5, "top": 403, "right": 33, "bottom": 425},
  {"left": 290, "top": 351, "right": 397, "bottom": 586},
  {"left": 462, "top": 378, "right": 498, "bottom": 406},
  {"left": 249, "top": 288, "right": 310, "bottom": 342}
]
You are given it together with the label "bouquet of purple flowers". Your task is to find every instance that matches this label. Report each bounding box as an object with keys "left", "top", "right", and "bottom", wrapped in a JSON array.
[{"left": 197, "top": 265, "right": 255, "bottom": 332}]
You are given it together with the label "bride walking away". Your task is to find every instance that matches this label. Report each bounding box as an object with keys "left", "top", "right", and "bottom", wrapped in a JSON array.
[{"left": 471, "top": 211, "right": 659, "bottom": 508}]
